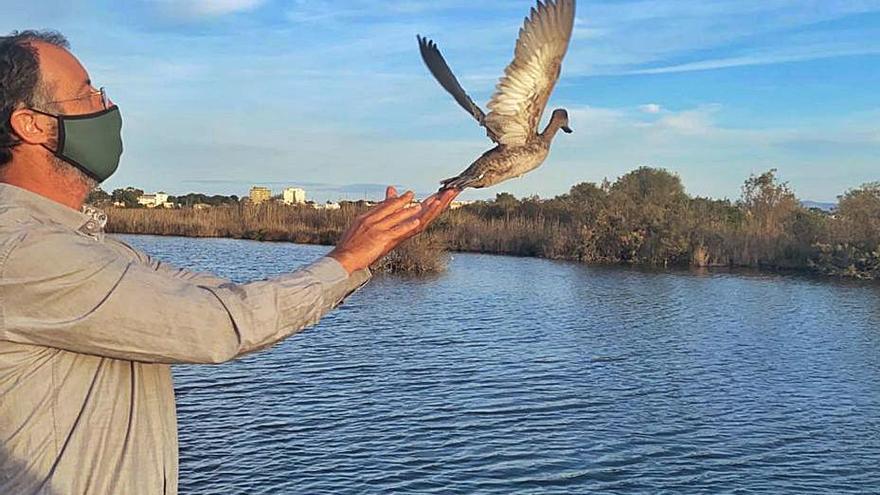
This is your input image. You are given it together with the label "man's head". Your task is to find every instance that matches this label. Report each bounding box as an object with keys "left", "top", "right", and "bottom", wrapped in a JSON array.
[{"left": 1, "top": 30, "right": 121, "bottom": 206}]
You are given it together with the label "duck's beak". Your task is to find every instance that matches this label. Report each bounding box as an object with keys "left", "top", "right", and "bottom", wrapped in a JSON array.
[{"left": 561, "top": 125, "right": 573, "bottom": 134}]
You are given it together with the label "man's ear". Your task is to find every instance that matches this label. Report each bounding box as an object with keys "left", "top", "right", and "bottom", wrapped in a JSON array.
[{"left": 9, "top": 108, "right": 54, "bottom": 146}]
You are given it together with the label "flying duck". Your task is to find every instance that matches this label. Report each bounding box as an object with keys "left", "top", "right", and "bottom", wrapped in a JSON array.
[{"left": 417, "top": 0, "right": 576, "bottom": 190}]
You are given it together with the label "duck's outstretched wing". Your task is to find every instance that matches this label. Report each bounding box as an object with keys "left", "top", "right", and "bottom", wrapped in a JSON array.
[
  {"left": 418, "top": 35, "right": 501, "bottom": 143},
  {"left": 485, "top": 0, "right": 575, "bottom": 146}
]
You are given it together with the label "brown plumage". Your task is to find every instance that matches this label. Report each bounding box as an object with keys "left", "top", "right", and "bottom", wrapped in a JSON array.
[{"left": 417, "top": 0, "right": 576, "bottom": 190}]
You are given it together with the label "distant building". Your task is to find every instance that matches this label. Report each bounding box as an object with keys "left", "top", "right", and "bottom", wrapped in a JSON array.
[
  {"left": 249, "top": 186, "right": 272, "bottom": 204},
  {"left": 313, "top": 201, "right": 341, "bottom": 210},
  {"left": 193, "top": 203, "right": 212, "bottom": 210},
  {"left": 450, "top": 200, "right": 477, "bottom": 210},
  {"left": 137, "top": 192, "right": 170, "bottom": 208},
  {"left": 282, "top": 187, "right": 306, "bottom": 205}
]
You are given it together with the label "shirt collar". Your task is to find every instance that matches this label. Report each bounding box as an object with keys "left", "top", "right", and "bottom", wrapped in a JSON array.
[{"left": 0, "top": 183, "right": 103, "bottom": 235}]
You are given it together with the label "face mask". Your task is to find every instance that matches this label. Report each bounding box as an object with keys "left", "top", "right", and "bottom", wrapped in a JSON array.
[{"left": 32, "top": 107, "right": 124, "bottom": 183}]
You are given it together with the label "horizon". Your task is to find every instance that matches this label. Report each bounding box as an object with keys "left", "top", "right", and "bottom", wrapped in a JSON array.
[
  {"left": 97, "top": 166, "right": 848, "bottom": 208},
  {"left": 3, "top": 0, "right": 878, "bottom": 203},
  {"left": 92, "top": 167, "right": 864, "bottom": 204}
]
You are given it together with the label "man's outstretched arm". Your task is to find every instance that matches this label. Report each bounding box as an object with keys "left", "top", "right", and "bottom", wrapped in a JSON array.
[{"left": 0, "top": 187, "right": 458, "bottom": 364}]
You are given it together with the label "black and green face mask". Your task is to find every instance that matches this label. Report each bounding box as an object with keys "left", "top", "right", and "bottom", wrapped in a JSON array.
[{"left": 32, "top": 107, "right": 123, "bottom": 183}]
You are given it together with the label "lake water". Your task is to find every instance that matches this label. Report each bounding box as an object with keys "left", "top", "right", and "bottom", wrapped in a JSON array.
[{"left": 120, "top": 234, "right": 880, "bottom": 494}]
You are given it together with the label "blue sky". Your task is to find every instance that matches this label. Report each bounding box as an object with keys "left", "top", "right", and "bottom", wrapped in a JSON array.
[{"left": 3, "top": 0, "right": 879, "bottom": 202}]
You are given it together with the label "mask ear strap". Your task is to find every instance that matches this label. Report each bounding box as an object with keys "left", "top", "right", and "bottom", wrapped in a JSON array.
[
  {"left": 27, "top": 107, "right": 55, "bottom": 117},
  {"left": 26, "top": 107, "right": 64, "bottom": 155},
  {"left": 39, "top": 142, "right": 61, "bottom": 156}
]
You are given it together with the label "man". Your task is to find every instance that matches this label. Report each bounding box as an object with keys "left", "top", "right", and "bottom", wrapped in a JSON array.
[{"left": 0, "top": 31, "right": 458, "bottom": 494}]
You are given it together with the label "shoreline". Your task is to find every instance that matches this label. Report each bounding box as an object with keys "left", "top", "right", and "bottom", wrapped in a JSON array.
[
  {"left": 110, "top": 229, "right": 878, "bottom": 284},
  {"left": 100, "top": 168, "right": 879, "bottom": 281}
]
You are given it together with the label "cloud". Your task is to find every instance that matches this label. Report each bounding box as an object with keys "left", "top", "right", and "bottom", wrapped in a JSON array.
[
  {"left": 102, "top": 89, "right": 880, "bottom": 204},
  {"left": 286, "top": 0, "right": 514, "bottom": 24},
  {"left": 629, "top": 45, "right": 880, "bottom": 75},
  {"left": 149, "top": 0, "right": 267, "bottom": 18},
  {"left": 651, "top": 105, "right": 721, "bottom": 136},
  {"left": 173, "top": 179, "right": 399, "bottom": 201},
  {"left": 639, "top": 104, "right": 662, "bottom": 114},
  {"left": 563, "top": 0, "right": 880, "bottom": 76},
  {"left": 12, "top": 0, "right": 873, "bottom": 205},
  {"left": 0, "top": 0, "right": 91, "bottom": 24},
  {"left": 545, "top": 103, "right": 880, "bottom": 202}
]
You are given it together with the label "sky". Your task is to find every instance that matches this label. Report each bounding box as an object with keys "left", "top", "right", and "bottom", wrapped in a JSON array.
[{"left": 2, "top": 0, "right": 879, "bottom": 203}]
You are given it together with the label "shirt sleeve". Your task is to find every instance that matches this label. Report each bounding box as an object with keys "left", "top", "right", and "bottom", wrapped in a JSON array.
[
  {"left": 0, "top": 226, "right": 371, "bottom": 364},
  {"left": 107, "top": 236, "right": 235, "bottom": 288}
]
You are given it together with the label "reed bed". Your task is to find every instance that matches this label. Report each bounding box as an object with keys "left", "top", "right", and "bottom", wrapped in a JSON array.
[
  {"left": 107, "top": 203, "right": 447, "bottom": 274},
  {"left": 104, "top": 167, "right": 880, "bottom": 280}
]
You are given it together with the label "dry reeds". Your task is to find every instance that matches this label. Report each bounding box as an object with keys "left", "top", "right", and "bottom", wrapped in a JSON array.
[
  {"left": 107, "top": 203, "right": 449, "bottom": 274},
  {"left": 104, "top": 168, "right": 880, "bottom": 280}
]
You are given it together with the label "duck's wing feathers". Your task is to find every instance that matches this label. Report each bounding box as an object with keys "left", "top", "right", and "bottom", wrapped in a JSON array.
[
  {"left": 418, "top": 35, "right": 501, "bottom": 143},
  {"left": 485, "top": 0, "right": 575, "bottom": 146}
]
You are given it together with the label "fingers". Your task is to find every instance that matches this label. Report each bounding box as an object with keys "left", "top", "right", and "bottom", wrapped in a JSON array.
[
  {"left": 436, "top": 188, "right": 460, "bottom": 208},
  {"left": 368, "top": 190, "right": 415, "bottom": 223},
  {"left": 387, "top": 218, "right": 421, "bottom": 237},
  {"left": 417, "top": 188, "right": 460, "bottom": 225},
  {"left": 442, "top": 187, "right": 461, "bottom": 200},
  {"left": 356, "top": 185, "right": 457, "bottom": 237},
  {"left": 417, "top": 188, "right": 457, "bottom": 212},
  {"left": 376, "top": 199, "right": 423, "bottom": 229},
  {"left": 428, "top": 191, "right": 459, "bottom": 228},
  {"left": 375, "top": 188, "right": 455, "bottom": 242},
  {"left": 416, "top": 207, "right": 444, "bottom": 232},
  {"left": 331, "top": 186, "right": 458, "bottom": 272},
  {"left": 420, "top": 191, "right": 440, "bottom": 203},
  {"left": 426, "top": 188, "right": 458, "bottom": 204}
]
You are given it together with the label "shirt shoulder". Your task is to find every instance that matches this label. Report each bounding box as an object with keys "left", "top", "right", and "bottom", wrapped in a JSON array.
[
  {"left": 0, "top": 203, "right": 58, "bottom": 233},
  {"left": 0, "top": 217, "right": 122, "bottom": 279},
  {"left": 0, "top": 205, "right": 61, "bottom": 271},
  {"left": 0, "top": 219, "right": 132, "bottom": 335},
  {"left": 0, "top": 202, "right": 150, "bottom": 268}
]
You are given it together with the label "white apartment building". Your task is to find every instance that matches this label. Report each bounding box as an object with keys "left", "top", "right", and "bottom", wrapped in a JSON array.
[
  {"left": 137, "top": 192, "right": 170, "bottom": 208},
  {"left": 282, "top": 187, "right": 306, "bottom": 205}
]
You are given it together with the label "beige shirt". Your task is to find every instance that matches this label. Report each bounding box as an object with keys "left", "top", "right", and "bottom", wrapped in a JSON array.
[{"left": 0, "top": 183, "right": 371, "bottom": 494}]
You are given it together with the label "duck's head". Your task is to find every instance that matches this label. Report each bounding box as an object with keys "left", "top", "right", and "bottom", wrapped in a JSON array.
[{"left": 552, "top": 108, "right": 573, "bottom": 133}]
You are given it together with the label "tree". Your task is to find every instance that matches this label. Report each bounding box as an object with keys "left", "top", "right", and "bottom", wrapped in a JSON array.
[
  {"left": 173, "top": 193, "right": 239, "bottom": 207},
  {"left": 736, "top": 169, "right": 803, "bottom": 266},
  {"left": 612, "top": 166, "right": 686, "bottom": 203},
  {"left": 489, "top": 192, "right": 520, "bottom": 219},
  {"left": 811, "top": 183, "right": 880, "bottom": 279},
  {"left": 601, "top": 167, "right": 690, "bottom": 264},
  {"left": 567, "top": 182, "right": 607, "bottom": 205},
  {"left": 111, "top": 187, "right": 144, "bottom": 208},
  {"left": 836, "top": 182, "right": 880, "bottom": 247},
  {"left": 739, "top": 169, "right": 799, "bottom": 234},
  {"left": 494, "top": 192, "right": 518, "bottom": 208},
  {"left": 86, "top": 187, "right": 111, "bottom": 205},
  {"left": 559, "top": 181, "right": 605, "bottom": 216}
]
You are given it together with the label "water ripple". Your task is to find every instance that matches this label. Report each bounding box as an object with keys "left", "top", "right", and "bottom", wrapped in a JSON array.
[{"left": 119, "top": 235, "right": 880, "bottom": 494}]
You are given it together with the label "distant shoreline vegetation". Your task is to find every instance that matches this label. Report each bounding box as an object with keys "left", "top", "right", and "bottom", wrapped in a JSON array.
[{"left": 96, "top": 167, "right": 879, "bottom": 280}]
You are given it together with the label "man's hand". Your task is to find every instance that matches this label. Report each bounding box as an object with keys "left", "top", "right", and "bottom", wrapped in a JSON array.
[{"left": 328, "top": 186, "right": 460, "bottom": 274}]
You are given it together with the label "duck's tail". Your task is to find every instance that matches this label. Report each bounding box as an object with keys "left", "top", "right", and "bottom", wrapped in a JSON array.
[{"left": 439, "top": 173, "right": 478, "bottom": 191}]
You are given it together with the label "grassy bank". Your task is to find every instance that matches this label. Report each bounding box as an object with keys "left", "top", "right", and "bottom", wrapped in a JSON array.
[
  {"left": 103, "top": 167, "right": 880, "bottom": 280},
  {"left": 105, "top": 203, "right": 447, "bottom": 274}
]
